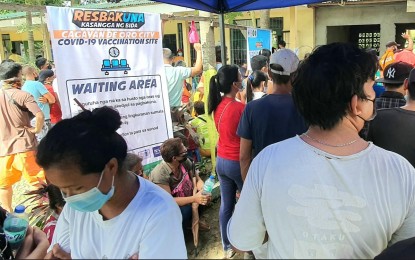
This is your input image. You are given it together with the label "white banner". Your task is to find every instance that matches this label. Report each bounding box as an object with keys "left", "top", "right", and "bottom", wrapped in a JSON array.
[{"left": 46, "top": 7, "right": 173, "bottom": 171}]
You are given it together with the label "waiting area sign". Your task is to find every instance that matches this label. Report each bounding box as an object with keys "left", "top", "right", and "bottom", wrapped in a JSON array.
[{"left": 46, "top": 6, "right": 173, "bottom": 172}]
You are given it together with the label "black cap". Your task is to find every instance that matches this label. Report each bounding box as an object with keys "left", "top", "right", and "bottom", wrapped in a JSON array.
[
  {"left": 386, "top": 41, "right": 400, "bottom": 48},
  {"left": 376, "top": 62, "right": 412, "bottom": 84},
  {"left": 409, "top": 68, "right": 415, "bottom": 84}
]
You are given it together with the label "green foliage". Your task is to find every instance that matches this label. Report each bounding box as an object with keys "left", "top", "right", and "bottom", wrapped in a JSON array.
[
  {"left": 0, "top": 0, "right": 64, "bottom": 5},
  {"left": 195, "top": 158, "right": 212, "bottom": 178},
  {"left": 17, "top": 22, "right": 41, "bottom": 34},
  {"left": 19, "top": 180, "right": 53, "bottom": 229},
  {"left": 0, "top": 0, "right": 63, "bottom": 15},
  {"left": 225, "top": 12, "right": 242, "bottom": 24}
]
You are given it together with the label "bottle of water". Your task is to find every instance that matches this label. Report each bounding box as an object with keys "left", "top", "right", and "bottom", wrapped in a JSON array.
[
  {"left": 202, "top": 175, "right": 215, "bottom": 195},
  {"left": 3, "top": 205, "right": 29, "bottom": 253}
]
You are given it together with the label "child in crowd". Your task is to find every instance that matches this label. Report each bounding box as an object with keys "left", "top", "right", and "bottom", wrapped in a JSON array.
[
  {"left": 43, "top": 184, "right": 65, "bottom": 244},
  {"left": 245, "top": 70, "right": 268, "bottom": 103},
  {"left": 190, "top": 101, "right": 211, "bottom": 157},
  {"left": 38, "top": 70, "right": 62, "bottom": 125}
]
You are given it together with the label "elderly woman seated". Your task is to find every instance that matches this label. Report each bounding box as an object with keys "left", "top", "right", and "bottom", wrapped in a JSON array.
[
  {"left": 150, "top": 137, "right": 210, "bottom": 228},
  {"left": 124, "top": 153, "right": 144, "bottom": 178}
]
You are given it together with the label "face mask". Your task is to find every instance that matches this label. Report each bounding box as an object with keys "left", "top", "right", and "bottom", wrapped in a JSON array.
[
  {"left": 178, "top": 157, "right": 187, "bottom": 164},
  {"left": 357, "top": 98, "right": 377, "bottom": 122},
  {"left": 62, "top": 170, "right": 115, "bottom": 212},
  {"left": 178, "top": 52, "right": 183, "bottom": 56},
  {"left": 47, "top": 65, "right": 52, "bottom": 70},
  {"left": 234, "top": 81, "right": 243, "bottom": 91}
]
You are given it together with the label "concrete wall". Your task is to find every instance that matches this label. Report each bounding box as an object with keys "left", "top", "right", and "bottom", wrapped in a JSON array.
[
  {"left": 316, "top": 2, "right": 415, "bottom": 54},
  {"left": 295, "top": 6, "right": 315, "bottom": 58}
]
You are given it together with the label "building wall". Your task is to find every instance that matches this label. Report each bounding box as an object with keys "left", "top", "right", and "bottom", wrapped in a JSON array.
[
  {"left": 213, "top": 27, "right": 232, "bottom": 63},
  {"left": 232, "top": 6, "right": 315, "bottom": 59},
  {"left": 315, "top": 3, "right": 414, "bottom": 54},
  {"left": 296, "top": 6, "right": 315, "bottom": 57}
]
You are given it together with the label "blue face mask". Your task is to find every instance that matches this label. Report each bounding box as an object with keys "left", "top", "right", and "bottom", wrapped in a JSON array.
[{"left": 62, "top": 170, "right": 115, "bottom": 212}]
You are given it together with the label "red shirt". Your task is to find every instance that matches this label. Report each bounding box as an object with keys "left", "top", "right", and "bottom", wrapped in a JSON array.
[
  {"left": 214, "top": 97, "right": 245, "bottom": 161},
  {"left": 394, "top": 50, "right": 415, "bottom": 67},
  {"left": 45, "top": 84, "right": 62, "bottom": 124},
  {"left": 43, "top": 214, "right": 57, "bottom": 244}
]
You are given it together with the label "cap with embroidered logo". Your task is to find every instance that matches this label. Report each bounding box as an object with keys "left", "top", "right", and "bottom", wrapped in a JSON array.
[{"left": 376, "top": 61, "right": 412, "bottom": 84}]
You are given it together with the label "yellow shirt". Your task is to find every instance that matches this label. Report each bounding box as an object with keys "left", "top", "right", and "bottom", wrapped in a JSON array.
[
  {"left": 8, "top": 54, "right": 23, "bottom": 63},
  {"left": 379, "top": 49, "right": 395, "bottom": 72}
]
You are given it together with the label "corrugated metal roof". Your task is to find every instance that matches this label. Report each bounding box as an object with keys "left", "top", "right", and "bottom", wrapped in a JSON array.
[
  {"left": 0, "top": 12, "right": 39, "bottom": 20},
  {"left": 80, "top": 0, "right": 155, "bottom": 9},
  {"left": 0, "top": 0, "right": 156, "bottom": 21},
  {"left": 310, "top": 0, "right": 403, "bottom": 5}
]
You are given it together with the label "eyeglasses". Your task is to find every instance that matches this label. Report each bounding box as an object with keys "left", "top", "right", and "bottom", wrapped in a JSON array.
[
  {"left": 177, "top": 151, "right": 188, "bottom": 157},
  {"left": 362, "top": 97, "right": 375, "bottom": 103},
  {"left": 362, "top": 97, "right": 377, "bottom": 120}
]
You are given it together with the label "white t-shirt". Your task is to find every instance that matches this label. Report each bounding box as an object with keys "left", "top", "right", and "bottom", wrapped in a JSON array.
[
  {"left": 252, "top": 91, "right": 266, "bottom": 100},
  {"left": 49, "top": 176, "right": 187, "bottom": 259},
  {"left": 228, "top": 136, "right": 415, "bottom": 259}
]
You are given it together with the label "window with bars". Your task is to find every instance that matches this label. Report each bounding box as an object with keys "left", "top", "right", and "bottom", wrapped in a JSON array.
[
  {"left": 230, "top": 28, "right": 247, "bottom": 65},
  {"left": 270, "top": 17, "right": 284, "bottom": 47},
  {"left": 230, "top": 18, "right": 283, "bottom": 65}
]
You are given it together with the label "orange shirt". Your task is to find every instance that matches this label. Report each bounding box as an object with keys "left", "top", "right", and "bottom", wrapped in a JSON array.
[{"left": 379, "top": 49, "right": 395, "bottom": 72}]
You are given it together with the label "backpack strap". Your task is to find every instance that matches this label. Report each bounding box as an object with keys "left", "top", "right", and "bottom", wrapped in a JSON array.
[
  {"left": 1, "top": 88, "right": 30, "bottom": 113},
  {"left": 197, "top": 116, "right": 207, "bottom": 123},
  {"left": 218, "top": 100, "right": 235, "bottom": 132}
]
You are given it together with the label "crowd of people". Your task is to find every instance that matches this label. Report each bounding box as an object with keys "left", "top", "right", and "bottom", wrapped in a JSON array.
[{"left": 1, "top": 32, "right": 415, "bottom": 259}]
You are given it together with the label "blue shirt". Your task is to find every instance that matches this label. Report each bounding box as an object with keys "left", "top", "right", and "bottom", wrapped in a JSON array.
[
  {"left": 237, "top": 94, "right": 307, "bottom": 157},
  {"left": 164, "top": 64, "right": 191, "bottom": 107},
  {"left": 22, "top": 80, "right": 50, "bottom": 119}
]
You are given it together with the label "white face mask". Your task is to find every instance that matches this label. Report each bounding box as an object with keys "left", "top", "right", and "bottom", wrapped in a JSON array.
[{"left": 62, "top": 170, "right": 115, "bottom": 212}]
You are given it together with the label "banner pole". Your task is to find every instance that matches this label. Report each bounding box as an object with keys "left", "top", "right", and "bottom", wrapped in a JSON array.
[{"left": 219, "top": 12, "right": 226, "bottom": 65}]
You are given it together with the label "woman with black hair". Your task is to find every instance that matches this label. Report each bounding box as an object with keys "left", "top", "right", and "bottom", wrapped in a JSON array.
[
  {"left": 37, "top": 106, "right": 186, "bottom": 259},
  {"left": 208, "top": 65, "right": 245, "bottom": 259},
  {"left": 245, "top": 70, "right": 268, "bottom": 103}
]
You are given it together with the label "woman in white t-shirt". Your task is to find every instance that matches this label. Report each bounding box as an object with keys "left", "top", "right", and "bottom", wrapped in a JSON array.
[
  {"left": 245, "top": 70, "right": 268, "bottom": 103},
  {"left": 36, "top": 106, "right": 186, "bottom": 259}
]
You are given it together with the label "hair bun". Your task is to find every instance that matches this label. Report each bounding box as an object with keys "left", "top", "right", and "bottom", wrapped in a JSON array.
[{"left": 90, "top": 106, "right": 122, "bottom": 134}]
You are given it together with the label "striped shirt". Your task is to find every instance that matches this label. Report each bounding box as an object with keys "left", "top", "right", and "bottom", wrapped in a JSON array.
[{"left": 375, "top": 91, "right": 406, "bottom": 109}]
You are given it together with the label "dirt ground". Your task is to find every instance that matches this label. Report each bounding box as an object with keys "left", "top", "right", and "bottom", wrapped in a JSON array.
[{"left": 184, "top": 198, "right": 243, "bottom": 259}]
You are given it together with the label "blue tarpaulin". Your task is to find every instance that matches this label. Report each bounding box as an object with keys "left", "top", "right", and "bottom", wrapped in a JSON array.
[{"left": 152, "top": 0, "right": 325, "bottom": 13}]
